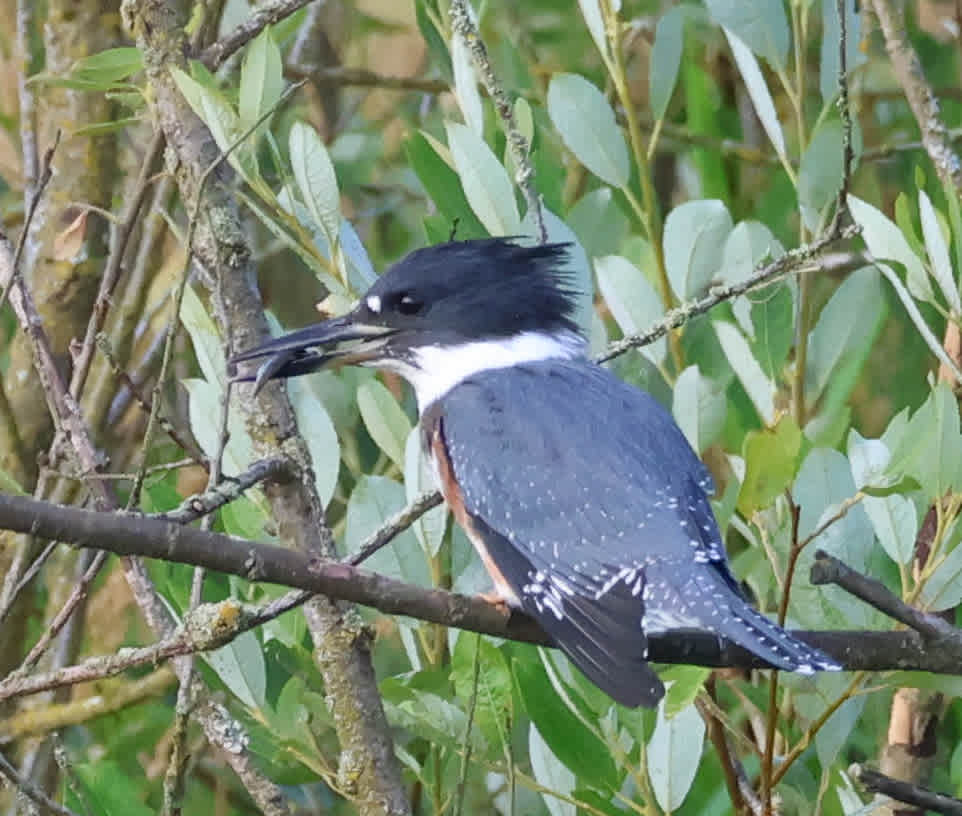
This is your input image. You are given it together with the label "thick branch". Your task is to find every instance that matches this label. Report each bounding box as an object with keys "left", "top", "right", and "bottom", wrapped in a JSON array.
[{"left": 0, "top": 492, "right": 955, "bottom": 674}]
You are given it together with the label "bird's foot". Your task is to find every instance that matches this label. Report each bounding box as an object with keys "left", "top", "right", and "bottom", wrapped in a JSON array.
[{"left": 478, "top": 590, "right": 512, "bottom": 616}]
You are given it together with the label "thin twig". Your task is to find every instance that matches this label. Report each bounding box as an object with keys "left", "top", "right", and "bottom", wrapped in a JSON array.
[
  {"left": 811, "top": 550, "right": 962, "bottom": 643},
  {"left": 449, "top": 0, "right": 546, "bottom": 242},
  {"left": 69, "top": 131, "right": 166, "bottom": 401},
  {"left": 199, "top": 0, "right": 317, "bottom": 70},
  {"left": 0, "top": 748, "right": 81, "bottom": 816},
  {"left": 347, "top": 490, "right": 444, "bottom": 566},
  {"left": 596, "top": 224, "right": 860, "bottom": 362},
  {"left": 286, "top": 64, "right": 448, "bottom": 94},
  {"left": 851, "top": 764, "right": 962, "bottom": 815}
]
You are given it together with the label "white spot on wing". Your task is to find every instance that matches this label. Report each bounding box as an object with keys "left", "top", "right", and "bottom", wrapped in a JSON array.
[{"left": 366, "top": 295, "right": 381, "bottom": 313}]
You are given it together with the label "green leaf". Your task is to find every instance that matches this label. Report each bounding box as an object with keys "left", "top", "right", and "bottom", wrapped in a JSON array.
[
  {"left": 67, "top": 761, "right": 154, "bottom": 816},
  {"left": 723, "top": 28, "right": 787, "bottom": 165},
  {"left": 451, "top": 30, "right": 484, "bottom": 134},
  {"left": 718, "top": 220, "right": 784, "bottom": 338},
  {"left": 451, "top": 635, "right": 512, "bottom": 748},
  {"left": 567, "top": 188, "right": 629, "bottom": 260},
  {"left": 791, "top": 448, "right": 877, "bottom": 628},
  {"left": 446, "top": 121, "right": 521, "bottom": 235},
  {"left": 863, "top": 494, "right": 917, "bottom": 566},
  {"left": 404, "top": 131, "right": 486, "bottom": 238},
  {"left": 239, "top": 27, "right": 283, "bottom": 139},
  {"left": 183, "top": 379, "right": 254, "bottom": 478},
  {"left": 547, "top": 73, "right": 630, "bottom": 188},
  {"left": 650, "top": 7, "right": 685, "bottom": 121},
  {"left": 172, "top": 67, "right": 257, "bottom": 184},
  {"left": 205, "top": 629, "right": 267, "bottom": 709},
  {"left": 672, "top": 365, "right": 725, "bottom": 453},
  {"left": 404, "top": 429, "right": 447, "bottom": 557},
  {"left": 289, "top": 121, "right": 341, "bottom": 243},
  {"left": 921, "top": 528, "right": 962, "bottom": 611},
  {"left": 706, "top": 0, "right": 790, "bottom": 69},
  {"left": 848, "top": 194, "right": 931, "bottom": 302},
  {"left": 577, "top": 0, "right": 610, "bottom": 60},
  {"left": 738, "top": 415, "right": 804, "bottom": 515},
  {"left": 529, "top": 724, "right": 576, "bottom": 816},
  {"left": 180, "top": 284, "right": 225, "bottom": 388},
  {"left": 382, "top": 681, "right": 486, "bottom": 753},
  {"left": 513, "top": 657, "right": 619, "bottom": 790},
  {"left": 663, "top": 199, "right": 732, "bottom": 299},
  {"left": 647, "top": 697, "right": 705, "bottom": 812},
  {"left": 799, "top": 119, "right": 844, "bottom": 229},
  {"left": 595, "top": 253, "right": 666, "bottom": 364},
  {"left": 358, "top": 379, "right": 412, "bottom": 470},
  {"left": 750, "top": 282, "right": 793, "bottom": 379},
  {"left": 847, "top": 429, "right": 895, "bottom": 490},
  {"left": 660, "top": 666, "right": 711, "bottom": 719},
  {"left": 714, "top": 321, "right": 775, "bottom": 424},
  {"left": 345, "top": 476, "right": 429, "bottom": 587},
  {"left": 70, "top": 47, "right": 143, "bottom": 85},
  {"left": 887, "top": 383, "right": 962, "bottom": 499},
  {"left": 287, "top": 377, "right": 341, "bottom": 508},
  {"left": 919, "top": 189, "right": 961, "bottom": 314},
  {"left": 805, "top": 267, "right": 884, "bottom": 408}
]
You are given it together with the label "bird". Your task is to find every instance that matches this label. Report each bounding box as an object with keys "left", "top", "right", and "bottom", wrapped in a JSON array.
[{"left": 230, "top": 237, "right": 841, "bottom": 707}]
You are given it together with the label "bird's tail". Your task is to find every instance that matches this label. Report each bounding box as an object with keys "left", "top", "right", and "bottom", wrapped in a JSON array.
[{"left": 714, "top": 597, "right": 842, "bottom": 674}]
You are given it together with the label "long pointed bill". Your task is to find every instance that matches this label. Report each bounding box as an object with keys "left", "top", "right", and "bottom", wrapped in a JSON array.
[{"left": 229, "top": 314, "right": 395, "bottom": 394}]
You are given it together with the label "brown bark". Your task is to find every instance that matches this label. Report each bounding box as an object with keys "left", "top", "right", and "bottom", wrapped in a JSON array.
[{"left": 120, "top": 1, "right": 410, "bottom": 812}]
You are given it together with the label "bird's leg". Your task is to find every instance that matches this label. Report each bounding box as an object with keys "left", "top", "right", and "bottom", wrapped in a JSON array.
[{"left": 477, "top": 589, "right": 512, "bottom": 616}]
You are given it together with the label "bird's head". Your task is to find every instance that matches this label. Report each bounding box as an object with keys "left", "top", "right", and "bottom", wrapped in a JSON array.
[{"left": 231, "top": 238, "right": 586, "bottom": 410}]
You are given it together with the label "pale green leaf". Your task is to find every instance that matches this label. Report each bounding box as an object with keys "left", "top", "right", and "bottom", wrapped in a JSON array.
[
  {"left": 713, "top": 321, "right": 775, "bottom": 424},
  {"left": 647, "top": 698, "right": 705, "bottom": 812},
  {"left": 863, "top": 494, "right": 917, "bottom": 566},
  {"left": 287, "top": 377, "right": 340, "bottom": 508},
  {"left": 799, "top": 119, "right": 844, "bottom": 230},
  {"left": 663, "top": 199, "right": 732, "bottom": 299},
  {"left": 183, "top": 379, "right": 254, "bottom": 478},
  {"left": 672, "top": 365, "right": 725, "bottom": 453},
  {"left": 650, "top": 7, "right": 685, "bottom": 121},
  {"left": 180, "top": 285, "right": 225, "bottom": 388},
  {"left": 723, "top": 28, "right": 786, "bottom": 164},
  {"left": 848, "top": 194, "right": 931, "bottom": 302},
  {"left": 357, "top": 379, "right": 412, "bottom": 470},
  {"left": 289, "top": 121, "right": 341, "bottom": 242},
  {"left": 239, "top": 27, "right": 283, "bottom": 137},
  {"left": 919, "top": 190, "right": 961, "bottom": 314},
  {"left": 446, "top": 121, "right": 520, "bottom": 235},
  {"left": 920, "top": 530, "right": 962, "bottom": 611},
  {"left": 404, "top": 430, "right": 448, "bottom": 557},
  {"left": 547, "top": 73, "right": 630, "bottom": 188},
  {"left": 577, "top": 0, "right": 609, "bottom": 60},
  {"left": 204, "top": 629, "right": 266, "bottom": 709},
  {"left": 451, "top": 31, "right": 484, "bottom": 134},
  {"left": 529, "top": 724, "right": 576, "bottom": 816},
  {"left": 595, "top": 254, "right": 666, "bottom": 364},
  {"left": 707, "top": 0, "right": 790, "bottom": 69}
]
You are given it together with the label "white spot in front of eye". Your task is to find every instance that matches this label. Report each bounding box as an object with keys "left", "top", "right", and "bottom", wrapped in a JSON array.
[
  {"left": 367, "top": 295, "right": 381, "bottom": 313},
  {"left": 401, "top": 294, "right": 416, "bottom": 306}
]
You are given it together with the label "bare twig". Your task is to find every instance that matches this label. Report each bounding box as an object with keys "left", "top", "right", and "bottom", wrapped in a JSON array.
[
  {"left": 286, "top": 64, "right": 448, "bottom": 94},
  {"left": 0, "top": 749, "right": 81, "bottom": 816},
  {"left": 69, "top": 131, "right": 166, "bottom": 401},
  {"left": 449, "top": 0, "right": 546, "bottom": 242},
  {"left": 347, "top": 490, "right": 444, "bottom": 566},
  {"left": 811, "top": 550, "right": 962, "bottom": 644},
  {"left": 199, "top": 0, "right": 317, "bottom": 70},
  {"left": 596, "top": 224, "right": 860, "bottom": 362},
  {"left": 851, "top": 764, "right": 962, "bottom": 815}
]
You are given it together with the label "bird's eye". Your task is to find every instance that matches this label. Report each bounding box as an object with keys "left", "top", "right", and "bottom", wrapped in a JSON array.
[{"left": 396, "top": 293, "right": 423, "bottom": 316}]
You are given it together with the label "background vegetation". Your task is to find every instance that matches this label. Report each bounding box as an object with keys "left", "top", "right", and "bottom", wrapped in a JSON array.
[{"left": 1, "top": 0, "right": 962, "bottom": 814}]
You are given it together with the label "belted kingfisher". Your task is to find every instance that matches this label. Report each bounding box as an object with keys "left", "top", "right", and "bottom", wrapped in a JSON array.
[{"left": 232, "top": 238, "right": 841, "bottom": 707}]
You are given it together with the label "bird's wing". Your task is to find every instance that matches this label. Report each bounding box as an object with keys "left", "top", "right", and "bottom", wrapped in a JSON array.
[{"left": 433, "top": 359, "right": 734, "bottom": 707}]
